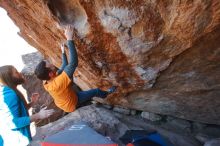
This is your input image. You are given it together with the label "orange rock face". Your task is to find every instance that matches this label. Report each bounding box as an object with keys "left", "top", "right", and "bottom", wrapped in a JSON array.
[{"left": 1, "top": 0, "right": 220, "bottom": 124}]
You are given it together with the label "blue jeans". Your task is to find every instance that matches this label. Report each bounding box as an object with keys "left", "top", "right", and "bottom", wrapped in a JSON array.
[{"left": 76, "top": 88, "right": 108, "bottom": 105}]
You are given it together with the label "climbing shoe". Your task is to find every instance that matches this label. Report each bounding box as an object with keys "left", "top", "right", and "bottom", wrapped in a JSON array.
[{"left": 107, "top": 86, "right": 117, "bottom": 94}]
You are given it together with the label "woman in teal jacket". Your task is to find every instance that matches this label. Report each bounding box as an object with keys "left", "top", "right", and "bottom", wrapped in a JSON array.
[
  {"left": 0, "top": 65, "right": 54, "bottom": 146},
  {"left": 0, "top": 85, "right": 32, "bottom": 146}
]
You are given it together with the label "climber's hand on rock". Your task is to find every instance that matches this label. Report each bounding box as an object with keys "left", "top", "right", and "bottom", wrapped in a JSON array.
[
  {"left": 65, "top": 25, "right": 74, "bottom": 40},
  {"left": 60, "top": 43, "right": 65, "bottom": 53}
]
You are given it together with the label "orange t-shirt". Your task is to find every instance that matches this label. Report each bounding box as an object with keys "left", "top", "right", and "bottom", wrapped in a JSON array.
[{"left": 43, "top": 72, "right": 78, "bottom": 112}]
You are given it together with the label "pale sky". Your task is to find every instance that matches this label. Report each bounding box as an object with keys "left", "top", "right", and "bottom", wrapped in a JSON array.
[{"left": 0, "top": 8, "right": 36, "bottom": 71}]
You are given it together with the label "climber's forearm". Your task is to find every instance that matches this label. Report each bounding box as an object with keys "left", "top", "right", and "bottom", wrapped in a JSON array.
[
  {"left": 64, "top": 40, "right": 78, "bottom": 78},
  {"left": 67, "top": 40, "right": 78, "bottom": 67},
  {"left": 57, "top": 53, "right": 68, "bottom": 75}
]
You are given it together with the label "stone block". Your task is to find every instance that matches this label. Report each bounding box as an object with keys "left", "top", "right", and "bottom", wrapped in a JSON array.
[
  {"left": 113, "top": 107, "right": 130, "bottom": 115},
  {"left": 141, "top": 112, "right": 162, "bottom": 122}
]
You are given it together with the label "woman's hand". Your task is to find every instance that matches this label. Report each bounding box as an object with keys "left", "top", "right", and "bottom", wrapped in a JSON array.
[
  {"left": 37, "top": 107, "right": 55, "bottom": 119},
  {"left": 30, "top": 107, "right": 55, "bottom": 122}
]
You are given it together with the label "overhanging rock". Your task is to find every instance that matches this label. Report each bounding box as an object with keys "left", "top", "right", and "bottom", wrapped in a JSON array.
[{"left": 1, "top": 0, "right": 220, "bottom": 124}]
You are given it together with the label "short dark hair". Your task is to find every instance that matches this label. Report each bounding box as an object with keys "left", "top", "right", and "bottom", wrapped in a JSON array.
[{"left": 34, "top": 61, "right": 50, "bottom": 80}]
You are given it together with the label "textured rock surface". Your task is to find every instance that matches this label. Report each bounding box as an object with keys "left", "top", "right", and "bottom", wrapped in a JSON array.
[
  {"left": 141, "top": 111, "right": 162, "bottom": 122},
  {"left": 21, "top": 52, "right": 65, "bottom": 126},
  {"left": 0, "top": 0, "right": 220, "bottom": 124},
  {"left": 30, "top": 105, "right": 201, "bottom": 146},
  {"left": 204, "top": 138, "right": 220, "bottom": 146}
]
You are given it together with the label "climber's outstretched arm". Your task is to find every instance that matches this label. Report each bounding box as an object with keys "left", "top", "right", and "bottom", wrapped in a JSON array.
[
  {"left": 63, "top": 26, "right": 78, "bottom": 79},
  {"left": 57, "top": 43, "right": 68, "bottom": 75}
]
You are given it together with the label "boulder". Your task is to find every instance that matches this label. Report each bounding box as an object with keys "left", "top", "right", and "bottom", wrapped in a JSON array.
[
  {"left": 204, "top": 138, "right": 220, "bottom": 146},
  {"left": 0, "top": 0, "right": 220, "bottom": 125},
  {"left": 31, "top": 105, "right": 201, "bottom": 146}
]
